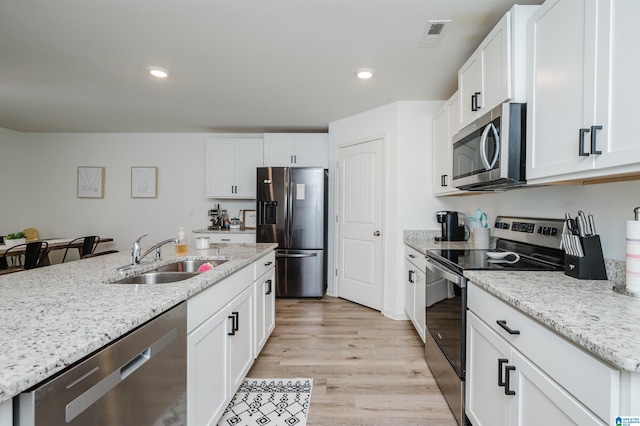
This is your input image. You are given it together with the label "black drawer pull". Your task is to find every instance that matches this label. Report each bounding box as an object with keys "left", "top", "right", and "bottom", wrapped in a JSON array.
[
  {"left": 264, "top": 261, "right": 273, "bottom": 266},
  {"left": 578, "top": 128, "right": 590, "bottom": 156},
  {"left": 497, "top": 320, "right": 520, "bottom": 335},
  {"left": 504, "top": 365, "right": 516, "bottom": 395},
  {"left": 408, "top": 270, "right": 415, "bottom": 284},
  {"left": 265, "top": 279, "right": 272, "bottom": 295},
  {"left": 590, "top": 125, "right": 603, "bottom": 155},
  {"left": 228, "top": 314, "right": 236, "bottom": 335},
  {"left": 498, "top": 358, "right": 508, "bottom": 387}
]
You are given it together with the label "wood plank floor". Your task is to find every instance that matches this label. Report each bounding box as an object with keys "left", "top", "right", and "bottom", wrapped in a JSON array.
[{"left": 247, "top": 296, "right": 457, "bottom": 425}]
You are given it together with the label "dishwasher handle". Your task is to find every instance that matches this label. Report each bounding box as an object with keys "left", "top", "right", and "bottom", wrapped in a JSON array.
[
  {"left": 425, "top": 257, "right": 466, "bottom": 287},
  {"left": 66, "top": 326, "right": 178, "bottom": 422}
]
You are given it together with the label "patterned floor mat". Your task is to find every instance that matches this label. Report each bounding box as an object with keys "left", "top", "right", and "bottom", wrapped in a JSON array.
[{"left": 218, "top": 378, "right": 313, "bottom": 426}]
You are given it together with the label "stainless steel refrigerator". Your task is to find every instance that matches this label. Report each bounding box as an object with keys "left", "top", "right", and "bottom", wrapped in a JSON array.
[{"left": 256, "top": 167, "right": 328, "bottom": 297}]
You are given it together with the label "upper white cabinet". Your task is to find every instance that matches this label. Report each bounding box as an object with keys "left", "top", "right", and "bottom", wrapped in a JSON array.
[
  {"left": 526, "top": 0, "right": 640, "bottom": 184},
  {"left": 206, "top": 138, "right": 263, "bottom": 199},
  {"left": 433, "top": 92, "right": 463, "bottom": 196},
  {"left": 458, "top": 5, "right": 538, "bottom": 129},
  {"left": 264, "top": 133, "right": 329, "bottom": 168}
]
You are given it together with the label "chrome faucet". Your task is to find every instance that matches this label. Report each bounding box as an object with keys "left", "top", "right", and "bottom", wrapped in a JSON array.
[{"left": 131, "top": 233, "right": 178, "bottom": 265}]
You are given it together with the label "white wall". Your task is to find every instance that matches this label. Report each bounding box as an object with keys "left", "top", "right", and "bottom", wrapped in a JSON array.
[
  {"left": 0, "top": 131, "right": 255, "bottom": 256},
  {"left": 329, "top": 101, "right": 446, "bottom": 319}
]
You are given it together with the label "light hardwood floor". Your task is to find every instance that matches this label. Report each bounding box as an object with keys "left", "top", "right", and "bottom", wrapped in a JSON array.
[{"left": 247, "top": 296, "right": 457, "bottom": 425}]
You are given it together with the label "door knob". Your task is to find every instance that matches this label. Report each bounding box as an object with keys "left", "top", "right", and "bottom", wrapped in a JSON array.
[{"left": 373, "top": 231, "right": 381, "bottom": 236}]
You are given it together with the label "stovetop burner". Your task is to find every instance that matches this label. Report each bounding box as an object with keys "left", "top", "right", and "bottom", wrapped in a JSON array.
[{"left": 427, "top": 216, "right": 566, "bottom": 273}]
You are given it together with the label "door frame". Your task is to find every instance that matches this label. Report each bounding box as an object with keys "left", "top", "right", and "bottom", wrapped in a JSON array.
[{"left": 333, "top": 134, "right": 387, "bottom": 312}]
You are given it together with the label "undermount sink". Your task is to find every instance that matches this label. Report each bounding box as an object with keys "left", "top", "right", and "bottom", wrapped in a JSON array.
[
  {"left": 114, "top": 272, "right": 200, "bottom": 285},
  {"left": 113, "top": 259, "right": 228, "bottom": 284},
  {"left": 153, "top": 259, "right": 228, "bottom": 272}
]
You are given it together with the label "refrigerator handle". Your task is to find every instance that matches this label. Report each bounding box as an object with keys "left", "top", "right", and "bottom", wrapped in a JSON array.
[{"left": 276, "top": 253, "right": 318, "bottom": 258}]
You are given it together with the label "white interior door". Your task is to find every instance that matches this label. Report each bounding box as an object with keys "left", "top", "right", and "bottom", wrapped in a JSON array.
[{"left": 336, "top": 138, "right": 384, "bottom": 311}]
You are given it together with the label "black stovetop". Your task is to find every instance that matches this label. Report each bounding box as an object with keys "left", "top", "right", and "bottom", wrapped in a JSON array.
[{"left": 427, "top": 247, "right": 564, "bottom": 274}]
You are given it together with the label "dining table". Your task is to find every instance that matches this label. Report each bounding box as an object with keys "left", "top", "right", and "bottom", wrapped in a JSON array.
[{"left": 0, "top": 237, "right": 114, "bottom": 261}]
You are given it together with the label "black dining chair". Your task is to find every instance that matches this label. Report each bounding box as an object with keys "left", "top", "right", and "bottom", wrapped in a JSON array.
[
  {"left": 61, "top": 236, "right": 100, "bottom": 263},
  {"left": 0, "top": 241, "right": 49, "bottom": 274}
]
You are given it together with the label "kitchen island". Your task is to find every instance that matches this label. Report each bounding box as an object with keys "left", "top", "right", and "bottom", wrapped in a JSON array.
[{"left": 0, "top": 242, "right": 277, "bottom": 411}]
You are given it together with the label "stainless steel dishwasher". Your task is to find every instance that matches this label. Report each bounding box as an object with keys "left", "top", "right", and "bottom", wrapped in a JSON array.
[{"left": 16, "top": 302, "right": 187, "bottom": 426}]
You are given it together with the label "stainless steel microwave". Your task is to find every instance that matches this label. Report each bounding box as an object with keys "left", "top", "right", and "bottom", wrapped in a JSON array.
[{"left": 451, "top": 103, "right": 526, "bottom": 191}]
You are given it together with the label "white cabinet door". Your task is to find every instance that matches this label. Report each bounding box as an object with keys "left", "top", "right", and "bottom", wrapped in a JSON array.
[
  {"left": 403, "top": 258, "right": 415, "bottom": 322},
  {"left": 206, "top": 138, "right": 263, "bottom": 199},
  {"left": 480, "top": 13, "right": 510, "bottom": 113},
  {"left": 458, "top": 53, "right": 482, "bottom": 128},
  {"left": 433, "top": 92, "right": 462, "bottom": 196},
  {"left": 187, "top": 307, "right": 230, "bottom": 426},
  {"left": 254, "top": 267, "right": 275, "bottom": 356},
  {"left": 264, "top": 133, "right": 328, "bottom": 168},
  {"left": 228, "top": 285, "right": 254, "bottom": 392},
  {"left": 412, "top": 267, "right": 425, "bottom": 342},
  {"left": 466, "top": 311, "right": 511, "bottom": 426},
  {"left": 206, "top": 140, "right": 236, "bottom": 198},
  {"left": 264, "top": 268, "right": 275, "bottom": 338},
  {"left": 254, "top": 277, "right": 265, "bottom": 358}
]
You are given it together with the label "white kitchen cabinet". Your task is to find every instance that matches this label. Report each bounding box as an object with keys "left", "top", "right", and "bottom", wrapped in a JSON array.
[
  {"left": 206, "top": 138, "right": 263, "bottom": 199},
  {"left": 186, "top": 260, "right": 256, "bottom": 426},
  {"left": 467, "top": 282, "right": 618, "bottom": 425},
  {"left": 264, "top": 133, "right": 328, "bottom": 168},
  {"left": 254, "top": 251, "right": 276, "bottom": 357},
  {"left": 526, "top": 0, "right": 640, "bottom": 184},
  {"left": 194, "top": 232, "right": 256, "bottom": 244},
  {"left": 458, "top": 5, "right": 537, "bottom": 129},
  {"left": 403, "top": 245, "right": 425, "bottom": 342},
  {"left": 433, "top": 92, "right": 463, "bottom": 196}
]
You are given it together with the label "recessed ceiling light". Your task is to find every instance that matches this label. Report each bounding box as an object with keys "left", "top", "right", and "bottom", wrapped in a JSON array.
[
  {"left": 147, "top": 66, "right": 170, "bottom": 78},
  {"left": 355, "top": 68, "right": 374, "bottom": 79}
]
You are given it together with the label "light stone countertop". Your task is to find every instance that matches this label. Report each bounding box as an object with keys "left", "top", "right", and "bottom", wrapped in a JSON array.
[
  {"left": 404, "top": 231, "right": 640, "bottom": 373},
  {"left": 0, "top": 242, "right": 277, "bottom": 404}
]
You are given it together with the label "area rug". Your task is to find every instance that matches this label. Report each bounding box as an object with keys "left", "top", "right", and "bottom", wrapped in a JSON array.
[{"left": 218, "top": 378, "right": 313, "bottom": 426}]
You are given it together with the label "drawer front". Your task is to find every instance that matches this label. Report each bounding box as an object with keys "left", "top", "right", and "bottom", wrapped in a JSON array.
[
  {"left": 404, "top": 245, "right": 426, "bottom": 272},
  {"left": 254, "top": 251, "right": 276, "bottom": 280},
  {"left": 206, "top": 233, "right": 256, "bottom": 244},
  {"left": 468, "top": 282, "right": 619, "bottom": 422}
]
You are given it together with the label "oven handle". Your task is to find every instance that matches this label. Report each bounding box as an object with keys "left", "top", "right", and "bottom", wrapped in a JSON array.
[{"left": 425, "top": 257, "right": 466, "bottom": 287}]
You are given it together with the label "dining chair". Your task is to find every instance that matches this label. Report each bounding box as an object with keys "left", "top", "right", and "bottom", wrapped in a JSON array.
[
  {"left": 0, "top": 241, "right": 49, "bottom": 274},
  {"left": 82, "top": 250, "right": 119, "bottom": 259},
  {"left": 61, "top": 236, "right": 100, "bottom": 263}
]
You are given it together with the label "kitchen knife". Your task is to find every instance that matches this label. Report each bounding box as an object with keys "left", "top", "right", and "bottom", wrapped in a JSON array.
[
  {"left": 578, "top": 211, "right": 589, "bottom": 236},
  {"left": 588, "top": 214, "right": 596, "bottom": 236}
]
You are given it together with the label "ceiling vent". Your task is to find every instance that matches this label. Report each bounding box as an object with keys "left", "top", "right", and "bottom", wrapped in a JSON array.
[{"left": 418, "top": 20, "right": 451, "bottom": 48}]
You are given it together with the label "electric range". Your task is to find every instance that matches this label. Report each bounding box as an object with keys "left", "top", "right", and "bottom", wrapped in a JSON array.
[{"left": 423, "top": 216, "right": 565, "bottom": 426}]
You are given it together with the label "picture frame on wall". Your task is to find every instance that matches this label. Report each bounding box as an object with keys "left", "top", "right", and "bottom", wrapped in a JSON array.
[
  {"left": 243, "top": 210, "right": 257, "bottom": 229},
  {"left": 77, "top": 166, "right": 105, "bottom": 198},
  {"left": 131, "top": 167, "right": 158, "bottom": 198}
]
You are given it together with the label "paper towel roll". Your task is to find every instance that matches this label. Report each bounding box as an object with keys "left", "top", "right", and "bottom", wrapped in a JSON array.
[{"left": 626, "top": 220, "right": 640, "bottom": 293}]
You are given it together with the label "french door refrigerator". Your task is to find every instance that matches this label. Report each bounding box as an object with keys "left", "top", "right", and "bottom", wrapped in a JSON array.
[{"left": 256, "top": 167, "right": 328, "bottom": 297}]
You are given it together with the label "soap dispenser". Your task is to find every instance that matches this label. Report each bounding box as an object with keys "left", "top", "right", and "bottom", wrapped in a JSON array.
[{"left": 175, "top": 227, "right": 188, "bottom": 255}]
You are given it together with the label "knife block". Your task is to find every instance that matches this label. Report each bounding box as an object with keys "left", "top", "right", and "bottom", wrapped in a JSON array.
[{"left": 564, "top": 235, "right": 607, "bottom": 280}]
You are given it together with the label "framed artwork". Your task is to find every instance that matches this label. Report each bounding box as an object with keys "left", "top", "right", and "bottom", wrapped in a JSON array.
[
  {"left": 131, "top": 167, "right": 158, "bottom": 198},
  {"left": 77, "top": 166, "right": 105, "bottom": 198},
  {"left": 243, "top": 210, "right": 257, "bottom": 229}
]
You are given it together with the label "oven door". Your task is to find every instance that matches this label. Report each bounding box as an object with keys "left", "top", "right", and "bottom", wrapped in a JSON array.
[{"left": 425, "top": 256, "right": 467, "bottom": 378}]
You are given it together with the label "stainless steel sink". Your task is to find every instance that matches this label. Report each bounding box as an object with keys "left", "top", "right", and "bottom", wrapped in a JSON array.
[
  {"left": 113, "top": 272, "right": 200, "bottom": 285},
  {"left": 152, "top": 259, "right": 228, "bottom": 272},
  {"left": 112, "top": 259, "right": 228, "bottom": 284}
]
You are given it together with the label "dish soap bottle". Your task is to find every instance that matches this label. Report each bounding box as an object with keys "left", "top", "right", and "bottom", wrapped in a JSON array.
[{"left": 175, "top": 227, "right": 188, "bottom": 256}]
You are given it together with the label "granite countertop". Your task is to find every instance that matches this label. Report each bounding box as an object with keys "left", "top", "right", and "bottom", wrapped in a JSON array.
[
  {"left": 404, "top": 231, "right": 640, "bottom": 373},
  {"left": 0, "top": 242, "right": 277, "bottom": 404},
  {"left": 193, "top": 228, "right": 256, "bottom": 234}
]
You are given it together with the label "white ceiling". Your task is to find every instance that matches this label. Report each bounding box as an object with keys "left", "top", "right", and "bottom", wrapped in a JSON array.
[{"left": 0, "top": 0, "right": 542, "bottom": 133}]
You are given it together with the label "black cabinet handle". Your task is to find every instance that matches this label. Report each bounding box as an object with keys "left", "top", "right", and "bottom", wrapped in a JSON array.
[
  {"left": 579, "top": 128, "right": 590, "bottom": 156},
  {"left": 264, "top": 261, "right": 273, "bottom": 266},
  {"left": 590, "top": 125, "right": 603, "bottom": 155},
  {"left": 498, "top": 358, "right": 508, "bottom": 387},
  {"left": 443, "top": 174, "right": 448, "bottom": 187},
  {"left": 233, "top": 311, "right": 239, "bottom": 332},
  {"left": 265, "top": 279, "right": 272, "bottom": 295},
  {"left": 471, "top": 94, "right": 477, "bottom": 112},
  {"left": 497, "top": 320, "right": 520, "bottom": 335},
  {"left": 228, "top": 314, "right": 236, "bottom": 335},
  {"left": 408, "top": 270, "right": 415, "bottom": 284},
  {"left": 408, "top": 254, "right": 415, "bottom": 258},
  {"left": 504, "top": 365, "right": 516, "bottom": 395},
  {"left": 475, "top": 92, "right": 481, "bottom": 110}
]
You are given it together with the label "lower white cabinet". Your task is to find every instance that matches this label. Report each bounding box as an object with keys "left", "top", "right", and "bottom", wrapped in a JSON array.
[
  {"left": 404, "top": 245, "right": 425, "bottom": 342},
  {"left": 467, "top": 281, "right": 618, "bottom": 425},
  {"left": 254, "top": 259, "right": 275, "bottom": 357},
  {"left": 187, "top": 251, "right": 276, "bottom": 426}
]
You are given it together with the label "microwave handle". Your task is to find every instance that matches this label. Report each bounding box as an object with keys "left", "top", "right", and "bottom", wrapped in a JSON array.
[{"left": 480, "top": 123, "right": 499, "bottom": 171}]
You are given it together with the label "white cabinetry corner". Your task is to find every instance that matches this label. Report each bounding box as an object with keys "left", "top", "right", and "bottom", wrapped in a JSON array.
[
  {"left": 254, "top": 251, "right": 276, "bottom": 357},
  {"left": 526, "top": 0, "right": 640, "bottom": 184},
  {"left": 458, "top": 5, "right": 538, "bottom": 129},
  {"left": 466, "top": 281, "right": 619, "bottom": 426},
  {"left": 187, "top": 251, "right": 276, "bottom": 426},
  {"left": 433, "top": 92, "right": 464, "bottom": 196},
  {"left": 264, "top": 133, "right": 329, "bottom": 168},
  {"left": 206, "top": 138, "right": 264, "bottom": 199},
  {"left": 403, "top": 245, "right": 425, "bottom": 342}
]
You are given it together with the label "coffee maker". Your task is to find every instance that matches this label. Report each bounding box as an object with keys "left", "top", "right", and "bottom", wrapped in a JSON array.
[
  {"left": 208, "top": 204, "right": 227, "bottom": 230},
  {"left": 435, "top": 211, "right": 466, "bottom": 241}
]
